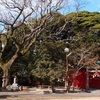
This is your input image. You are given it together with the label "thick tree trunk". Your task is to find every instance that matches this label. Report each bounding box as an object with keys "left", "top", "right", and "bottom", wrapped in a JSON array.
[
  {"left": 1, "top": 54, "right": 18, "bottom": 88},
  {"left": 2, "top": 68, "right": 9, "bottom": 88}
]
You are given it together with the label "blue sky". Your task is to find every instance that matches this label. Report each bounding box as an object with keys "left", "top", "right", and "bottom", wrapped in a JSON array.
[
  {"left": 60, "top": 0, "right": 100, "bottom": 14},
  {"left": 81, "top": 0, "right": 100, "bottom": 12}
]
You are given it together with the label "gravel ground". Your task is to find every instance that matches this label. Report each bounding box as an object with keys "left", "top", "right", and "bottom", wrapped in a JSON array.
[{"left": 0, "top": 88, "right": 100, "bottom": 100}]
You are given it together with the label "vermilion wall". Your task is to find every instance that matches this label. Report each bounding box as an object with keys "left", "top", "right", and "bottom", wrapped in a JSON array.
[
  {"left": 89, "top": 72, "right": 100, "bottom": 88},
  {"left": 72, "top": 70, "right": 100, "bottom": 89}
]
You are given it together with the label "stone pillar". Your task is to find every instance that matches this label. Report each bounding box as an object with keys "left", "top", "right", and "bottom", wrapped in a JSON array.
[{"left": 14, "top": 77, "right": 16, "bottom": 84}]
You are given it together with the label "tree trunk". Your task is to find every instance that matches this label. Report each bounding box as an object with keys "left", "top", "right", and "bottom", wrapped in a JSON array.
[
  {"left": 51, "top": 84, "right": 55, "bottom": 93},
  {"left": 67, "top": 82, "right": 71, "bottom": 93},
  {"left": 86, "top": 67, "right": 89, "bottom": 92},
  {"left": 2, "top": 68, "right": 9, "bottom": 88},
  {"left": 1, "top": 54, "right": 18, "bottom": 88}
]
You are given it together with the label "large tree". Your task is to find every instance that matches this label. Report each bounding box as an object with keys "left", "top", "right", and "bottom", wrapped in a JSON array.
[
  {"left": 65, "top": 11, "right": 100, "bottom": 91},
  {"left": 0, "top": 0, "right": 66, "bottom": 88}
]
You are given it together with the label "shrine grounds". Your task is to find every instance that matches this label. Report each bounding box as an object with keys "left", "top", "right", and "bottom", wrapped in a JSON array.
[{"left": 0, "top": 88, "right": 100, "bottom": 100}]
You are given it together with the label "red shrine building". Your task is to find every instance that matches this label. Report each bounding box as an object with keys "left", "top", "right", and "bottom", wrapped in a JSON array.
[{"left": 71, "top": 69, "right": 100, "bottom": 89}]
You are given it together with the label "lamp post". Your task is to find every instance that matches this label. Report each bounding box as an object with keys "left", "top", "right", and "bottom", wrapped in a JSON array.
[{"left": 64, "top": 47, "right": 69, "bottom": 91}]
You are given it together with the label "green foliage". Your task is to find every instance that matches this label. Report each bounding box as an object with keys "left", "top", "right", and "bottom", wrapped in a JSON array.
[
  {"left": 10, "top": 54, "right": 32, "bottom": 85},
  {"left": 9, "top": 11, "right": 100, "bottom": 86},
  {"left": 73, "top": 11, "right": 100, "bottom": 29},
  {"left": 92, "top": 24, "right": 100, "bottom": 29},
  {"left": 13, "top": 23, "right": 31, "bottom": 44},
  {"left": 2, "top": 39, "right": 16, "bottom": 63},
  {"left": 30, "top": 40, "right": 65, "bottom": 84},
  {"left": 77, "top": 11, "right": 90, "bottom": 17}
]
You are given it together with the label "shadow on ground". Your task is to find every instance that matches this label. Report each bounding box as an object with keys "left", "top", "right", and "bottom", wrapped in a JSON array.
[
  {"left": 53, "top": 88, "right": 100, "bottom": 93},
  {"left": 53, "top": 89, "right": 83, "bottom": 93},
  {"left": 0, "top": 95, "right": 18, "bottom": 99}
]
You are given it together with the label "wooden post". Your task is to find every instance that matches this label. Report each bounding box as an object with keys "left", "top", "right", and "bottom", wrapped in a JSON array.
[{"left": 86, "top": 67, "right": 89, "bottom": 91}]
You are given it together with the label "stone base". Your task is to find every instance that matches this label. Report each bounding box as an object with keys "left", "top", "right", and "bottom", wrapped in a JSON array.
[
  {"left": 6, "top": 84, "right": 20, "bottom": 91},
  {"left": 11, "top": 83, "right": 19, "bottom": 91}
]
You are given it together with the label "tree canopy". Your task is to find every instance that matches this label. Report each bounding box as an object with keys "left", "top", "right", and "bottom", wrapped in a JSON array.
[{"left": 0, "top": 0, "right": 100, "bottom": 88}]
